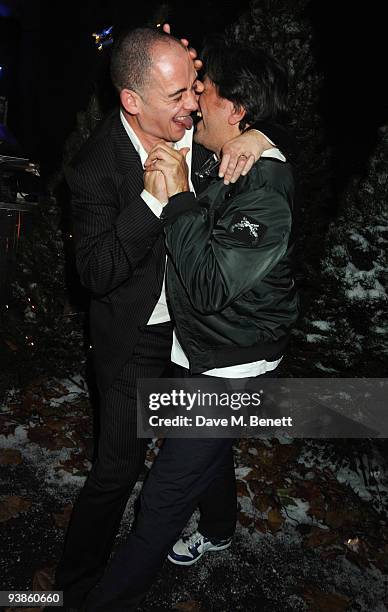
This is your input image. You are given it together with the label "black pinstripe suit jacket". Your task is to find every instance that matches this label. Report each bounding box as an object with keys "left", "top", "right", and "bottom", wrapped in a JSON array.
[{"left": 65, "top": 109, "right": 211, "bottom": 393}]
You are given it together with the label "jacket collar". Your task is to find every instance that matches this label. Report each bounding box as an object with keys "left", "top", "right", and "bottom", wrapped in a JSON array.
[{"left": 110, "top": 110, "right": 144, "bottom": 177}]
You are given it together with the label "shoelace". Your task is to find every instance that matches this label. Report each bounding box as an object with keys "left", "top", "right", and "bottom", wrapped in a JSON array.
[{"left": 183, "top": 531, "right": 206, "bottom": 547}]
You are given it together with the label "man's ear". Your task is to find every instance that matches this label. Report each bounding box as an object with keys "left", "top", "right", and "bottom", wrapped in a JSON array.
[
  {"left": 120, "top": 88, "right": 142, "bottom": 115},
  {"left": 228, "top": 102, "right": 246, "bottom": 126}
]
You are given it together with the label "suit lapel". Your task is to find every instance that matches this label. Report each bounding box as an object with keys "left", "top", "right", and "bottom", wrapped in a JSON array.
[
  {"left": 109, "top": 111, "right": 165, "bottom": 275},
  {"left": 110, "top": 112, "right": 145, "bottom": 209}
]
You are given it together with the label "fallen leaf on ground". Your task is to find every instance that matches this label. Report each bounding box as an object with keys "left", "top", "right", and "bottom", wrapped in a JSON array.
[
  {"left": 254, "top": 518, "right": 268, "bottom": 533},
  {"left": 0, "top": 415, "right": 17, "bottom": 436},
  {"left": 305, "top": 527, "right": 339, "bottom": 548},
  {"left": 253, "top": 493, "right": 272, "bottom": 512},
  {"left": 319, "top": 548, "right": 344, "bottom": 561},
  {"left": 49, "top": 381, "right": 71, "bottom": 397},
  {"left": 325, "top": 510, "right": 356, "bottom": 529},
  {"left": 173, "top": 601, "right": 201, "bottom": 610},
  {"left": 297, "top": 482, "right": 324, "bottom": 504},
  {"left": 238, "top": 511, "right": 253, "bottom": 528},
  {"left": 248, "top": 479, "right": 264, "bottom": 495},
  {"left": 28, "top": 426, "right": 76, "bottom": 450},
  {"left": 278, "top": 495, "right": 298, "bottom": 507},
  {"left": 236, "top": 479, "right": 250, "bottom": 498},
  {"left": 373, "top": 550, "right": 388, "bottom": 572},
  {"left": 254, "top": 448, "right": 275, "bottom": 467},
  {"left": 303, "top": 585, "right": 351, "bottom": 611},
  {"left": 0, "top": 495, "right": 32, "bottom": 522},
  {"left": 244, "top": 467, "right": 264, "bottom": 481},
  {"left": 267, "top": 508, "right": 284, "bottom": 532},
  {"left": 22, "top": 393, "right": 39, "bottom": 412},
  {"left": 32, "top": 565, "right": 56, "bottom": 591},
  {"left": 4, "top": 338, "right": 19, "bottom": 351},
  {"left": 52, "top": 503, "right": 73, "bottom": 529},
  {"left": 0, "top": 448, "right": 23, "bottom": 465},
  {"left": 56, "top": 454, "right": 89, "bottom": 475},
  {"left": 45, "top": 417, "right": 66, "bottom": 432},
  {"left": 307, "top": 502, "right": 326, "bottom": 522},
  {"left": 273, "top": 443, "right": 298, "bottom": 463},
  {"left": 345, "top": 549, "right": 370, "bottom": 569}
]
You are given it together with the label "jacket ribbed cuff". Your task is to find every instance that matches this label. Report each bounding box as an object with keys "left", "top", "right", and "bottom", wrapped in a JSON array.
[{"left": 161, "top": 192, "right": 199, "bottom": 226}]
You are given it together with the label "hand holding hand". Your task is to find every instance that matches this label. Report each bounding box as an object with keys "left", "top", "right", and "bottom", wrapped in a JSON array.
[
  {"left": 144, "top": 142, "right": 190, "bottom": 198},
  {"left": 144, "top": 166, "right": 168, "bottom": 204},
  {"left": 219, "top": 130, "right": 273, "bottom": 185}
]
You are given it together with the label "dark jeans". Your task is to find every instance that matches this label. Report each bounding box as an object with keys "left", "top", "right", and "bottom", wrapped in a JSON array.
[
  {"left": 85, "top": 437, "right": 235, "bottom": 611},
  {"left": 173, "top": 365, "right": 277, "bottom": 538},
  {"left": 173, "top": 364, "right": 237, "bottom": 539},
  {"left": 55, "top": 322, "right": 172, "bottom": 607}
]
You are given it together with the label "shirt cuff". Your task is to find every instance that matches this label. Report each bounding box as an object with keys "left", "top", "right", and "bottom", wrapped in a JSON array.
[
  {"left": 250, "top": 129, "right": 276, "bottom": 147},
  {"left": 141, "top": 189, "right": 167, "bottom": 218}
]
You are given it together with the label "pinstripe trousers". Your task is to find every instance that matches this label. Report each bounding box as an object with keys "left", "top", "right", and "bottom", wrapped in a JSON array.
[{"left": 55, "top": 322, "right": 172, "bottom": 607}]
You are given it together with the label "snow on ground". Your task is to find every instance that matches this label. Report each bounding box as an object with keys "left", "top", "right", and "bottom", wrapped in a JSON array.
[
  {"left": 310, "top": 320, "right": 335, "bottom": 332},
  {"left": 298, "top": 440, "right": 388, "bottom": 513},
  {"left": 0, "top": 380, "right": 90, "bottom": 499},
  {"left": 1, "top": 380, "right": 388, "bottom": 610}
]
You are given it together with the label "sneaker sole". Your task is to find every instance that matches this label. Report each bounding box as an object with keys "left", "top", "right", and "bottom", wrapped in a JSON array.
[{"left": 167, "top": 541, "right": 232, "bottom": 566}]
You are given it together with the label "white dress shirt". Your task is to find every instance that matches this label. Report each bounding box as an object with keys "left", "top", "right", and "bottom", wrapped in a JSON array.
[{"left": 120, "top": 111, "right": 193, "bottom": 325}]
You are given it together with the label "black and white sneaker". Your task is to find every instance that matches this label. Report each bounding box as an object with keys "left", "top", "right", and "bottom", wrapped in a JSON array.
[{"left": 167, "top": 530, "right": 232, "bottom": 566}]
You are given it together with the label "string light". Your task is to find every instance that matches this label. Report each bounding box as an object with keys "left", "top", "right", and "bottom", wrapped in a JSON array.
[{"left": 92, "top": 26, "right": 113, "bottom": 52}]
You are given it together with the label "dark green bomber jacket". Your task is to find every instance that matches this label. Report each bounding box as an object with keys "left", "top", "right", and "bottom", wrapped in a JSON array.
[{"left": 162, "top": 157, "right": 300, "bottom": 374}]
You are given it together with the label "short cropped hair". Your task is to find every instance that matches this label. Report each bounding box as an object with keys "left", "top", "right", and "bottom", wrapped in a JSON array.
[
  {"left": 110, "top": 27, "right": 182, "bottom": 94},
  {"left": 202, "top": 39, "right": 288, "bottom": 130}
]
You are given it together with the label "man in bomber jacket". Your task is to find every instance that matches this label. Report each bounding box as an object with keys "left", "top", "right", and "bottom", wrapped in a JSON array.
[{"left": 79, "top": 35, "right": 299, "bottom": 612}]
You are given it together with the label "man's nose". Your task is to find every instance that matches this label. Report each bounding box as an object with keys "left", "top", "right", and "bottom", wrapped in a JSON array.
[{"left": 183, "top": 90, "right": 198, "bottom": 111}]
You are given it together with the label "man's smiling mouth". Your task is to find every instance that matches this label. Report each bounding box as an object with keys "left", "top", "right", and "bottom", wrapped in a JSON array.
[{"left": 173, "top": 115, "right": 193, "bottom": 129}]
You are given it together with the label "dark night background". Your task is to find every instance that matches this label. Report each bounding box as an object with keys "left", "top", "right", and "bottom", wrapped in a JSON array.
[{"left": 0, "top": 0, "right": 386, "bottom": 197}]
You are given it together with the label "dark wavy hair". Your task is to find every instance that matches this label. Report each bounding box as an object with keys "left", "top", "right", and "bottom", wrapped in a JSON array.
[{"left": 202, "top": 38, "right": 289, "bottom": 131}]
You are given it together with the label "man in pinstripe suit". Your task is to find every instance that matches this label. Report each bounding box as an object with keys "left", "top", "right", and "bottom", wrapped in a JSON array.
[{"left": 54, "top": 27, "right": 287, "bottom": 610}]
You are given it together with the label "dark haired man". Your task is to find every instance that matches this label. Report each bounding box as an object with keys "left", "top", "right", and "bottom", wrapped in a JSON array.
[
  {"left": 148, "top": 42, "right": 299, "bottom": 567},
  {"left": 83, "top": 38, "right": 298, "bottom": 611},
  {"left": 53, "top": 27, "right": 287, "bottom": 611}
]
